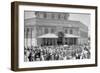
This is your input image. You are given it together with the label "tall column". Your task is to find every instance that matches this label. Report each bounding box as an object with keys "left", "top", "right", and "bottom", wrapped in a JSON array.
[
  {"left": 26, "top": 28, "right": 29, "bottom": 48},
  {"left": 31, "top": 28, "right": 32, "bottom": 47},
  {"left": 34, "top": 25, "right": 37, "bottom": 46}
]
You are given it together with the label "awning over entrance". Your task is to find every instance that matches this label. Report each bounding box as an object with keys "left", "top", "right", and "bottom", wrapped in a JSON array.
[
  {"left": 38, "top": 33, "right": 79, "bottom": 38},
  {"left": 64, "top": 34, "right": 79, "bottom": 38},
  {"left": 37, "top": 33, "right": 79, "bottom": 46},
  {"left": 38, "top": 33, "right": 58, "bottom": 38}
]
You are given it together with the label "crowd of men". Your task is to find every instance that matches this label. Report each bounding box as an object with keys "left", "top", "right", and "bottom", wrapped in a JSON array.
[{"left": 24, "top": 44, "right": 90, "bottom": 62}]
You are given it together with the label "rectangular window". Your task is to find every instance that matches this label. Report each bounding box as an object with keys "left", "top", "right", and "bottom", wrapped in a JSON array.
[
  {"left": 24, "top": 28, "right": 33, "bottom": 38},
  {"left": 52, "top": 13, "right": 55, "bottom": 19},
  {"left": 51, "top": 28, "right": 55, "bottom": 33},
  {"left": 44, "top": 13, "right": 47, "bottom": 18},
  {"left": 65, "top": 29, "right": 68, "bottom": 34},
  {"left": 44, "top": 28, "right": 48, "bottom": 34},
  {"left": 70, "top": 29, "right": 73, "bottom": 34}
]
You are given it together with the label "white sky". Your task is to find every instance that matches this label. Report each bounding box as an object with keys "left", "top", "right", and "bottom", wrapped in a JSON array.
[
  {"left": 68, "top": 13, "right": 90, "bottom": 27},
  {"left": 24, "top": 11, "right": 35, "bottom": 19}
]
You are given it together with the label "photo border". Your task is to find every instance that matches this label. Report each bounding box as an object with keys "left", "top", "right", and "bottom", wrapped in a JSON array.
[{"left": 11, "top": 1, "right": 98, "bottom": 71}]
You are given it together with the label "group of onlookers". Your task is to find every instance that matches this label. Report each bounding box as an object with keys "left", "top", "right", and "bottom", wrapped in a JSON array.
[{"left": 24, "top": 44, "right": 90, "bottom": 62}]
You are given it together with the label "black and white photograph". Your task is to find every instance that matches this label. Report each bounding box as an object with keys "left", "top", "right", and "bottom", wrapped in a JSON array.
[
  {"left": 11, "top": 2, "right": 97, "bottom": 71},
  {"left": 24, "top": 11, "right": 91, "bottom": 62}
]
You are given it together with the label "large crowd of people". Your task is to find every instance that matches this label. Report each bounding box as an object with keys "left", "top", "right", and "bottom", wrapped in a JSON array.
[{"left": 24, "top": 44, "right": 90, "bottom": 62}]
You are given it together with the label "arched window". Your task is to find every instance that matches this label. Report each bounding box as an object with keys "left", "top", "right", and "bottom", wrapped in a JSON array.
[{"left": 35, "top": 12, "right": 39, "bottom": 18}]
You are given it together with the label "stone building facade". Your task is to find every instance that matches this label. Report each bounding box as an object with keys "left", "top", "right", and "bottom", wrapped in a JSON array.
[{"left": 24, "top": 11, "right": 88, "bottom": 47}]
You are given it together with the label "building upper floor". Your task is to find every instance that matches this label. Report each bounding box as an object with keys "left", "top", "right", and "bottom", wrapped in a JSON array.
[{"left": 24, "top": 11, "right": 88, "bottom": 38}]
